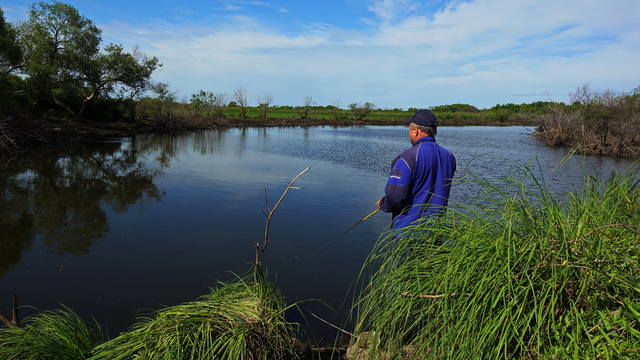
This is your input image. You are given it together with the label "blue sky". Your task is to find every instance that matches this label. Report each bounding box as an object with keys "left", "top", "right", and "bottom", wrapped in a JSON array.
[{"left": 2, "top": 0, "right": 639, "bottom": 108}]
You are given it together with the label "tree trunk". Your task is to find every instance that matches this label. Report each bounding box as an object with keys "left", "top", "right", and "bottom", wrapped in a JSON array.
[{"left": 79, "top": 90, "right": 96, "bottom": 117}]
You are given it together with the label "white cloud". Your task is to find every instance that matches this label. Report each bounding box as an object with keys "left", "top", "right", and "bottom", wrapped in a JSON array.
[
  {"left": 100, "top": 0, "right": 640, "bottom": 108},
  {"left": 368, "top": 0, "right": 420, "bottom": 22},
  {"left": 224, "top": 4, "right": 243, "bottom": 11},
  {"left": 248, "top": 1, "right": 288, "bottom": 13}
]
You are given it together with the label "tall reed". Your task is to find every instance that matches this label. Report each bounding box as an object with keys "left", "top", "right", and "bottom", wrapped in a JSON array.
[
  {"left": 352, "top": 170, "right": 640, "bottom": 359},
  {"left": 0, "top": 306, "right": 103, "bottom": 360},
  {"left": 89, "top": 269, "right": 297, "bottom": 360}
]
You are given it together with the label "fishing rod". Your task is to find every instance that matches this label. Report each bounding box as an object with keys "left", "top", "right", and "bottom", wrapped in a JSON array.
[
  {"left": 302, "top": 208, "right": 380, "bottom": 264},
  {"left": 334, "top": 208, "right": 380, "bottom": 239}
]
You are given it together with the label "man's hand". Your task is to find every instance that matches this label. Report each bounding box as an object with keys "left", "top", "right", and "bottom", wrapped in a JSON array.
[{"left": 376, "top": 197, "right": 383, "bottom": 210}]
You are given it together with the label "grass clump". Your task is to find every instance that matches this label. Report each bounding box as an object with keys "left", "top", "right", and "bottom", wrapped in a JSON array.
[
  {"left": 0, "top": 306, "right": 103, "bottom": 360},
  {"left": 352, "top": 171, "right": 640, "bottom": 359},
  {"left": 90, "top": 269, "right": 297, "bottom": 360}
]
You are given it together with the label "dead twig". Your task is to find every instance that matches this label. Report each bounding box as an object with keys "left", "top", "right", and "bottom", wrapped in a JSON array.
[
  {"left": 402, "top": 292, "right": 472, "bottom": 299},
  {"left": 256, "top": 167, "right": 310, "bottom": 266},
  {"left": 0, "top": 295, "right": 20, "bottom": 327}
]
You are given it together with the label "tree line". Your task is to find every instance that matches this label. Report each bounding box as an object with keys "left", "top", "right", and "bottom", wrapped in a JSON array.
[{"left": 0, "top": 2, "right": 555, "bottom": 128}]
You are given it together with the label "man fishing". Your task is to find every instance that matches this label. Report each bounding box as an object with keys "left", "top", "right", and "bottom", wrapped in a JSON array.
[{"left": 376, "top": 109, "right": 456, "bottom": 230}]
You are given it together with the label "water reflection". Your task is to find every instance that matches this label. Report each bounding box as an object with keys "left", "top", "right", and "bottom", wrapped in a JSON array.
[
  {"left": 0, "top": 142, "right": 166, "bottom": 276},
  {"left": 0, "top": 126, "right": 635, "bottom": 342}
]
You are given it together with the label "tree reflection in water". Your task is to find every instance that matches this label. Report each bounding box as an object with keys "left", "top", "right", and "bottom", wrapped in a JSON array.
[{"left": 0, "top": 139, "right": 170, "bottom": 277}]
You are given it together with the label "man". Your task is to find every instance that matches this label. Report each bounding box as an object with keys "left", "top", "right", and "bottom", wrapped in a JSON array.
[{"left": 376, "top": 109, "right": 456, "bottom": 230}]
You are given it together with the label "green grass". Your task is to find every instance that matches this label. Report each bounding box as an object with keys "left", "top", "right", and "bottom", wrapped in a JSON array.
[
  {"left": 352, "top": 169, "right": 640, "bottom": 359},
  {"left": 89, "top": 268, "right": 297, "bottom": 360},
  {"left": 0, "top": 306, "right": 103, "bottom": 360},
  {"left": 134, "top": 98, "right": 545, "bottom": 127}
]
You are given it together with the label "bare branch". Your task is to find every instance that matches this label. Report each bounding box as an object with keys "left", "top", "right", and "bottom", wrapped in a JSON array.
[
  {"left": 233, "top": 88, "right": 248, "bottom": 120},
  {"left": 256, "top": 167, "right": 310, "bottom": 265}
]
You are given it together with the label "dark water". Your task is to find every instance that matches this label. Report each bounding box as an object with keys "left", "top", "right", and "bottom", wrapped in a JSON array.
[{"left": 0, "top": 126, "right": 635, "bottom": 342}]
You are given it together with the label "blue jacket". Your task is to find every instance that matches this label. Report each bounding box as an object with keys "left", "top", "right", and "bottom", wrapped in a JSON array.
[{"left": 380, "top": 136, "right": 456, "bottom": 229}]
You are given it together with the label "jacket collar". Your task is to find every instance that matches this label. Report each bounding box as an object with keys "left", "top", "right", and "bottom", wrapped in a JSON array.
[{"left": 412, "top": 136, "right": 436, "bottom": 146}]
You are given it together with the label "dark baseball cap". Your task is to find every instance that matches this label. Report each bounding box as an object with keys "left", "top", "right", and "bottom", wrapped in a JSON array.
[{"left": 403, "top": 109, "right": 438, "bottom": 127}]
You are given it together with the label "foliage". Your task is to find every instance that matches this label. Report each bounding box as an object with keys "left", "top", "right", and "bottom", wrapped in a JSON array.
[
  {"left": 79, "top": 44, "right": 159, "bottom": 115},
  {"left": 90, "top": 269, "right": 297, "bottom": 360},
  {"left": 0, "top": 8, "right": 22, "bottom": 76},
  {"left": 2, "top": 1, "right": 158, "bottom": 118},
  {"left": 190, "top": 90, "right": 226, "bottom": 120},
  {"left": 152, "top": 82, "right": 177, "bottom": 104},
  {"left": 349, "top": 102, "right": 375, "bottom": 121},
  {"left": 353, "top": 169, "right": 640, "bottom": 359},
  {"left": 430, "top": 103, "right": 479, "bottom": 113},
  {"left": 18, "top": 1, "right": 101, "bottom": 108},
  {"left": 0, "top": 306, "right": 103, "bottom": 360}
]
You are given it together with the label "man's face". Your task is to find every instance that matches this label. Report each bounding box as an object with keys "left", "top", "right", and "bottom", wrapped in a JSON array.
[{"left": 408, "top": 124, "right": 419, "bottom": 143}]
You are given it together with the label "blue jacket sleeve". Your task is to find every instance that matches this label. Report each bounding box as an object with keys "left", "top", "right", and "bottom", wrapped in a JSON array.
[{"left": 380, "top": 156, "right": 412, "bottom": 213}]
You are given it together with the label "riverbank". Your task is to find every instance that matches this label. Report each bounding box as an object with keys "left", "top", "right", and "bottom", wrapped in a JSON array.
[{"left": 0, "top": 113, "right": 542, "bottom": 154}]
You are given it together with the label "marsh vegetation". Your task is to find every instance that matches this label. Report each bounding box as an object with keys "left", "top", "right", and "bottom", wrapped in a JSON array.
[{"left": 536, "top": 85, "right": 640, "bottom": 158}]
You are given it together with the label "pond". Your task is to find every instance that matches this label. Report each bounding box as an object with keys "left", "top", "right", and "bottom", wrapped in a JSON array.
[{"left": 0, "top": 126, "right": 635, "bottom": 342}]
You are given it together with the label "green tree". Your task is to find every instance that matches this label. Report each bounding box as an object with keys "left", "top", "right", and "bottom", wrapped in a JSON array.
[
  {"left": 79, "top": 44, "right": 159, "bottom": 115},
  {"left": 190, "top": 90, "right": 226, "bottom": 120},
  {"left": 151, "top": 82, "right": 176, "bottom": 104},
  {"left": 431, "top": 104, "right": 479, "bottom": 113},
  {"left": 0, "top": 8, "right": 22, "bottom": 76},
  {"left": 19, "top": 1, "right": 101, "bottom": 110},
  {"left": 17, "top": 2, "right": 159, "bottom": 117},
  {"left": 349, "top": 102, "right": 375, "bottom": 121}
]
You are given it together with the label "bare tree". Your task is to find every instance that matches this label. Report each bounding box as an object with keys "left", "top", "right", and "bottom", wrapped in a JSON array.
[
  {"left": 213, "top": 92, "right": 228, "bottom": 121},
  {"left": 258, "top": 94, "right": 272, "bottom": 121},
  {"left": 299, "top": 96, "right": 315, "bottom": 119},
  {"left": 332, "top": 100, "right": 342, "bottom": 121},
  {"left": 233, "top": 88, "right": 249, "bottom": 120}
]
